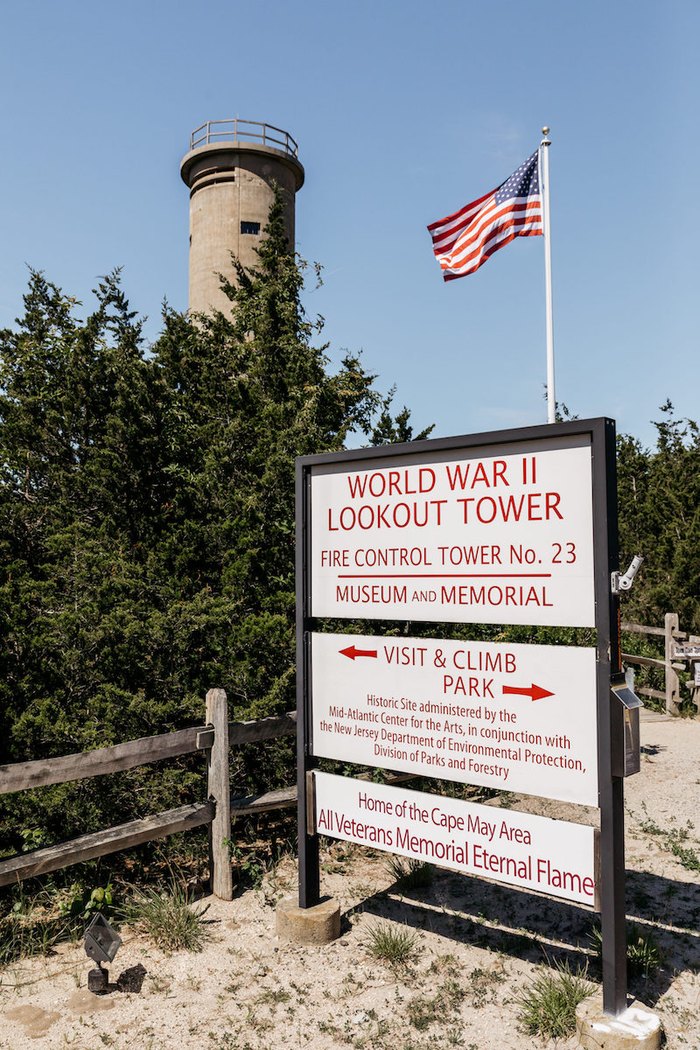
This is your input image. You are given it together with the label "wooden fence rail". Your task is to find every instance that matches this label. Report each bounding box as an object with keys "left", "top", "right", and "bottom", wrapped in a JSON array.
[
  {"left": 0, "top": 726, "right": 213, "bottom": 795},
  {"left": 0, "top": 693, "right": 299, "bottom": 896},
  {"left": 622, "top": 612, "right": 700, "bottom": 716},
  {"left": 0, "top": 803, "right": 215, "bottom": 888}
]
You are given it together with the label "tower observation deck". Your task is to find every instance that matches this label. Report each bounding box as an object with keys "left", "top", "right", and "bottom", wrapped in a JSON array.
[{"left": 180, "top": 118, "right": 304, "bottom": 316}]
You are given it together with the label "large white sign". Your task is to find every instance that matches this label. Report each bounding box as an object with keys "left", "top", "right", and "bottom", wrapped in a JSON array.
[
  {"left": 314, "top": 772, "right": 598, "bottom": 907},
  {"left": 309, "top": 436, "right": 595, "bottom": 626},
  {"left": 312, "top": 632, "right": 598, "bottom": 806}
]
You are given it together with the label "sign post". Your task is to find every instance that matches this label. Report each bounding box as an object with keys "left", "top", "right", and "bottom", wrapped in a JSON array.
[
  {"left": 296, "top": 463, "right": 320, "bottom": 909},
  {"left": 594, "top": 419, "right": 627, "bottom": 1015},
  {"left": 296, "top": 418, "right": 628, "bottom": 1014}
]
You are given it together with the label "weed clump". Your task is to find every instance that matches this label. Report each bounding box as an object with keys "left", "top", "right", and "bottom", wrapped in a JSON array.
[
  {"left": 124, "top": 880, "right": 210, "bottom": 952},
  {"left": 0, "top": 909, "right": 68, "bottom": 965},
  {"left": 517, "top": 960, "right": 594, "bottom": 1038},
  {"left": 385, "top": 855, "right": 434, "bottom": 890},
  {"left": 0, "top": 879, "right": 116, "bottom": 965},
  {"left": 364, "top": 921, "right": 418, "bottom": 968},
  {"left": 590, "top": 922, "right": 663, "bottom": 979}
]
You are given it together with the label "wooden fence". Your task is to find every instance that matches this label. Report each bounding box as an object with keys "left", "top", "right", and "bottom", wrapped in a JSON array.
[
  {"left": 0, "top": 690, "right": 299, "bottom": 899},
  {"left": 622, "top": 613, "right": 700, "bottom": 716},
  {"left": 0, "top": 692, "right": 414, "bottom": 896},
  {"left": 3, "top": 618, "right": 696, "bottom": 893}
]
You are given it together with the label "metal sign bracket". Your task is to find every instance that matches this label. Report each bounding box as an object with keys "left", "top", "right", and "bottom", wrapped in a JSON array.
[{"left": 611, "top": 554, "right": 644, "bottom": 595}]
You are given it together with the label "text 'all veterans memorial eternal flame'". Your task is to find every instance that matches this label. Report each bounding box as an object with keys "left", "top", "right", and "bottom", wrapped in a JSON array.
[{"left": 313, "top": 772, "right": 597, "bottom": 907}]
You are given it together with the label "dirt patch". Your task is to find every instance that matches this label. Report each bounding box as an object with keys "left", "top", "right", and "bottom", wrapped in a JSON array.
[
  {"left": 1, "top": 710, "right": 698, "bottom": 1050},
  {"left": 3, "top": 1006, "right": 62, "bottom": 1041}
]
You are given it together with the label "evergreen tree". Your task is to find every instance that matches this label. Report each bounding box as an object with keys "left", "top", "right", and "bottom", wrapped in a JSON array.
[
  {"left": 0, "top": 196, "right": 426, "bottom": 857},
  {"left": 617, "top": 402, "right": 700, "bottom": 634},
  {"left": 152, "top": 191, "right": 428, "bottom": 720}
]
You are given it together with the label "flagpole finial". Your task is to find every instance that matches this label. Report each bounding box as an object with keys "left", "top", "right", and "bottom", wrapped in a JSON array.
[{"left": 541, "top": 126, "right": 551, "bottom": 145}]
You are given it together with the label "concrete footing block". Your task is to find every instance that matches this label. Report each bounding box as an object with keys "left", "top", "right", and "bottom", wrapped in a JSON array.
[
  {"left": 576, "top": 994, "right": 663, "bottom": 1050},
  {"left": 276, "top": 896, "right": 341, "bottom": 945}
]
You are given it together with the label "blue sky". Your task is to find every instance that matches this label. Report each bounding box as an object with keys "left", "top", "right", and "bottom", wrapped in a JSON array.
[{"left": 1, "top": 0, "right": 697, "bottom": 448}]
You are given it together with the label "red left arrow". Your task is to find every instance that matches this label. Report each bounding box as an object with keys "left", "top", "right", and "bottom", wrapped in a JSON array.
[
  {"left": 502, "top": 683, "right": 554, "bottom": 702},
  {"left": 340, "top": 645, "right": 378, "bottom": 661}
]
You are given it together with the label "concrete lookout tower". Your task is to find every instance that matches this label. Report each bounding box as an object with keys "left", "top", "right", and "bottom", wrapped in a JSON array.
[{"left": 180, "top": 118, "right": 304, "bottom": 315}]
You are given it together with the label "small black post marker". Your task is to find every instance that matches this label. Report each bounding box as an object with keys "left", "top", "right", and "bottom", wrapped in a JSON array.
[
  {"left": 594, "top": 419, "right": 628, "bottom": 1016},
  {"left": 296, "top": 461, "right": 320, "bottom": 908}
]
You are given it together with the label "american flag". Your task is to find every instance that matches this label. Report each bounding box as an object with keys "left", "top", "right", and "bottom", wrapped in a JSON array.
[{"left": 427, "top": 151, "right": 543, "bottom": 280}]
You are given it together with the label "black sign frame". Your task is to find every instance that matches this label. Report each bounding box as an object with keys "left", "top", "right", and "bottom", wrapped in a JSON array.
[{"left": 295, "top": 417, "right": 626, "bottom": 1015}]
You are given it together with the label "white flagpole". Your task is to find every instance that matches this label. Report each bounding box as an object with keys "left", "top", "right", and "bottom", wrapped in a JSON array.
[{"left": 540, "top": 126, "right": 556, "bottom": 423}]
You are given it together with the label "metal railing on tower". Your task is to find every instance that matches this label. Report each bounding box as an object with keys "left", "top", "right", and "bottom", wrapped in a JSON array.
[{"left": 189, "top": 118, "right": 299, "bottom": 157}]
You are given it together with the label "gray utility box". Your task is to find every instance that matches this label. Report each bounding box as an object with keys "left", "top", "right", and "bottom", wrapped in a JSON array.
[{"left": 611, "top": 673, "right": 643, "bottom": 777}]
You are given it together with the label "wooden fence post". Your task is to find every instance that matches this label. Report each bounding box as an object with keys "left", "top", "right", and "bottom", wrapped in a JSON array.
[
  {"left": 664, "top": 613, "right": 681, "bottom": 716},
  {"left": 206, "top": 688, "right": 233, "bottom": 900}
]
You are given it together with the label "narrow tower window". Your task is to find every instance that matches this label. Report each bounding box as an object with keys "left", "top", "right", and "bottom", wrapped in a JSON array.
[{"left": 240, "top": 221, "right": 260, "bottom": 235}]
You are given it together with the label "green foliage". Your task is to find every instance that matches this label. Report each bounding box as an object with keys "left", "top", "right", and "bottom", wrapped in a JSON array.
[
  {"left": 637, "top": 804, "right": 700, "bottom": 873},
  {"left": 385, "top": 855, "right": 434, "bottom": 890},
  {"left": 224, "top": 827, "right": 297, "bottom": 892},
  {"left": 59, "top": 880, "right": 115, "bottom": 922},
  {"left": 123, "top": 878, "right": 210, "bottom": 952},
  {"left": 1, "top": 187, "right": 698, "bottom": 898},
  {"left": 0, "top": 907, "right": 72, "bottom": 965},
  {"left": 0, "top": 194, "right": 420, "bottom": 870},
  {"left": 0, "top": 879, "right": 98, "bottom": 964},
  {"left": 516, "top": 960, "right": 594, "bottom": 1038},
  {"left": 364, "top": 921, "right": 419, "bottom": 967},
  {"left": 616, "top": 405, "right": 700, "bottom": 710},
  {"left": 617, "top": 402, "right": 700, "bottom": 635},
  {"left": 590, "top": 922, "right": 663, "bottom": 980}
]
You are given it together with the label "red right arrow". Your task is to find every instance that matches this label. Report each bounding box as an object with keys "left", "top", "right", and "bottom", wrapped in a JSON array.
[
  {"left": 340, "top": 645, "right": 378, "bottom": 661},
  {"left": 502, "top": 683, "right": 554, "bottom": 702}
]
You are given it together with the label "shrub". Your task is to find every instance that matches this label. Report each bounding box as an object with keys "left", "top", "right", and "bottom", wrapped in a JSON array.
[
  {"left": 590, "top": 922, "right": 663, "bottom": 979},
  {"left": 364, "top": 921, "right": 418, "bottom": 967},
  {"left": 124, "top": 879, "right": 210, "bottom": 952},
  {"left": 517, "top": 960, "right": 594, "bottom": 1038},
  {"left": 385, "top": 855, "right": 434, "bottom": 890}
]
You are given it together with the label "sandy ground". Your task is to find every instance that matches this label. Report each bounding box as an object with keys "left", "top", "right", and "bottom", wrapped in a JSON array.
[{"left": 1, "top": 709, "right": 698, "bottom": 1050}]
